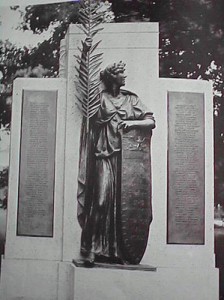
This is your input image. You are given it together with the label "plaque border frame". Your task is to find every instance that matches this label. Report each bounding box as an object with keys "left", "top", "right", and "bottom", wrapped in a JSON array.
[
  {"left": 16, "top": 89, "right": 58, "bottom": 238},
  {"left": 166, "top": 91, "right": 205, "bottom": 245}
]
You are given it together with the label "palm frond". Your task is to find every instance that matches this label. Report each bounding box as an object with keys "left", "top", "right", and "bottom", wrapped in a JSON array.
[
  {"left": 89, "top": 21, "right": 102, "bottom": 31},
  {"left": 90, "top": 28, "right": 104, "bottom": 38},
  {"left": 90, "top": 40, "right": 101, "bottom": 54},
  {"left": 89, "top": 53, "right": 103, "bottom": 61},
  {"left": 89, "top": 62, "right": 102, "bottom": 75},
  {"left": 75, "top": 67, "right": 88, "bottom": 80},
  {"left": 76, "top": 0, "right": 104, "bottom": 123}
]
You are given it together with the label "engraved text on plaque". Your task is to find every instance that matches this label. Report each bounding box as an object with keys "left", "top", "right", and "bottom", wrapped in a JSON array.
[
  {"left": 17, "top": 90, "right": 57, "bottom": 237},
  {"left": 167, "top": 92, "right": 205, "bottom": 244}
]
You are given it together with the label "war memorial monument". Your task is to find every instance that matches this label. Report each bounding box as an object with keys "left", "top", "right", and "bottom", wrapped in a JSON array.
[{"left": 0, "top": 2, "right": 219, "bottom": 299}]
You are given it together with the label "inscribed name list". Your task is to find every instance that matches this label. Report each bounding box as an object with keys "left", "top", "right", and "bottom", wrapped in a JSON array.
[
  {"left": 120, "top": 129, "right": 152, "bottom": 262},
  {"left": 17, "top": 90, "right": 57, "bottom": 237},
  {"left": 167, "top": 92, "right": 205, "bottom": 244}
]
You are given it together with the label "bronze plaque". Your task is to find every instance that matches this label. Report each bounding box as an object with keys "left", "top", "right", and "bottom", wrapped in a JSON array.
[
  {"left": 120, "top": 129, "right": 152, "bottom": 264},
  {"left": 17, "top": 90, "right": 57, "bottom": 237},
  {"left": 167, "top": 92, "right": 205, "bottom": 244}
]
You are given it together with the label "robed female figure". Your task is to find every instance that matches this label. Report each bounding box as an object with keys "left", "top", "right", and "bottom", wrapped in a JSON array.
[{"left": 77, "top": 39, "right": 155, "bottom": 266}]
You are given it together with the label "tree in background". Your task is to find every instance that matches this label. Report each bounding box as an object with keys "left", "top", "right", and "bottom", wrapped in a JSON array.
[
  {"left": 0, "top": 0, "right": 223, "bottom": 206},
  {"left": 0, "top": 168, "right": 8, "bottom": 209},
  {"left": 0, "top": 1, "right": 114, "bottom": 128},
  {"left": 0, "top": 1, "right": 114, "bottom": 208},
  {"left": 112, "top": 0, "right": 224, "bottom": 206}
]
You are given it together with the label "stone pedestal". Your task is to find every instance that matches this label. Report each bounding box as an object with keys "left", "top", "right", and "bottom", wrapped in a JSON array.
[
  {"left": 143, "top": 78, "right": 216, "bottom": 270},
  {"left": 58, "top": 264, "right": 218, "bottom": 300},
  {"left": 62, "top": 21, "right": 160, "bottom": 262},
  {"left": 60, "top": 22, "right": 218, "bottom": 299},
  {"left": 0, "top": 78, "right": 67, "bottom": 300},
  {"left": 0, "top": 22, "right": 219, "bottom": 300},
  {"left": 0, "top": 259, "right": 60, "bottom": 300}
]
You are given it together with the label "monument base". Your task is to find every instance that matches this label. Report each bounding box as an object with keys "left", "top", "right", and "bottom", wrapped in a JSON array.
[
  {"left": 0, "top": 259, "right": 219, "bottom": 300},
  {"left": 69, "top": 264, "right": 218, "bottom": 300},
  {"left": 72, "top": 259, "right": 157, "bottom": 271},
  {"left": 0, "top": 258, "right": 60, "bottom": 300}
]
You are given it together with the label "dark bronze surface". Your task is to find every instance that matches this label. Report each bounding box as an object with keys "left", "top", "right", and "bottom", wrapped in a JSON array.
[
  {"left": 167, "top": 91, "right": 205, "bottom": 244},
  {"left": 120, "top": 129, "right": 152, "bottom": 263},
  {"left": 77, "top": 51, "right": 155, "bottom": 265},
  {"left": 17, "top": 90, "right": 57, "bottom": 237},
  {"left": 72, "top": 259, "right": 156, "bottom": 271}
]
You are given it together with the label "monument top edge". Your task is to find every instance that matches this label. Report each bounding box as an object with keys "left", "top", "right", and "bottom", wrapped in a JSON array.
[
  {"left": 14, "top": 78, "right": 66, "bottom": 84},
  {"left": 68, "top": 22, "right": 159, "bottom": 34},
  {"left": 13, "top": 77, "right": 66, "bottom": 90},
  {"left": 159, "top": 77, "right": 213, "bottom": 90}
]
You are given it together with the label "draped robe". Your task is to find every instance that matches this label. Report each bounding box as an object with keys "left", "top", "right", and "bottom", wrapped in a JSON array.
[{"left": 77, "top": 89, "right": 152, "bottom": 261}]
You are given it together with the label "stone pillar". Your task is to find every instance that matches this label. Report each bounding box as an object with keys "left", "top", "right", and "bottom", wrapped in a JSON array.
[
  {"left": 0, "top": 22, "right": 219, "bottom": 300},
  {"left": 60, "top": 22, "right": 219, "bottom": 300},
  {"left": 145, "top": 77, "right": 217, "bottom": 270},
  {"left": 0, "top": 78, "right": 67, "bottom": 300},
  {"left": 62, "top": 22, "right": 159, "bottom": 262}
]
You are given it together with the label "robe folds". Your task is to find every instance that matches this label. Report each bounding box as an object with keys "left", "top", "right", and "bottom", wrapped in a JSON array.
[{"left": 77, "top": 89, "right": 153, "bottom": 260}]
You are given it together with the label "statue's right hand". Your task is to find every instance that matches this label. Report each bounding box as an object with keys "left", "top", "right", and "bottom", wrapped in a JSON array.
[{"left": 83, "top": 37, "right": 92, "bottom": 53}]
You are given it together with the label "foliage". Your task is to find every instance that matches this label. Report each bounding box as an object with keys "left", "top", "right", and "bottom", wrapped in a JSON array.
[
  {"left": 0, "top": 92, "right": 11, "bottom": 130},
  {"left": 0, "top": 168, "right": 8, "bottom": 189},
  {"left": 0, "top": 195, "right": 7, "bottom": 210},
  {"left": 75, "top": 0, "right": 104, "bottom": 123},
  {"left": 0, "top": 167, "right": 8, "bottom": 209},
  {"left": 0, "top": 41, "right": 30, "bottom": 85},
  {"left": 110, "top": 0, "right": 224, "bottom": 205},
  {"left": 0, "top": 0, "right": 224, "bottom": 205},
  {"left": 111, "top": 0, "right": 151, "bottom": 22},
  {"left": 0, "top": 1, "right": 114, "bottom": 129},
  {"left": 19, "top": 1, "right": 113, "bottom": 34},
  {"left": 75, "top": 1, "right": 107, "bottom": 228},
  {"left": 148, "top": 0, "right": 224, "bottom": 205},
  {"left": 0, "top": 39, "right": 54, "bottom": 130},
  {"left": 0, "top": 48, "right": 51, "bottom": 130},
  {"left": 19, "top": 2, "right": 80, "bottom": 33}
]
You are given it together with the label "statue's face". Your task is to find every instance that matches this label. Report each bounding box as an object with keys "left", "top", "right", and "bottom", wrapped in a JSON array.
[{"left": 112, "top": 70, "right": 126, "bottom": 87}]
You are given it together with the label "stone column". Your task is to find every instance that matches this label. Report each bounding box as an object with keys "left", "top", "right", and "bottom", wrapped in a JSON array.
[{"left": 61, "top": 22, "right": 159, "bottom": 261}]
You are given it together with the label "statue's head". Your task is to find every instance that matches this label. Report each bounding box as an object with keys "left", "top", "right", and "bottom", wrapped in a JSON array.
[{"left": 100, "top": 61, "right": 126, "bottom": 88}]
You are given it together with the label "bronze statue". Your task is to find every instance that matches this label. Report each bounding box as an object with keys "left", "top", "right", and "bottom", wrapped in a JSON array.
[{"left": 77, "top": 38, "right": 155, "bottom": 266}]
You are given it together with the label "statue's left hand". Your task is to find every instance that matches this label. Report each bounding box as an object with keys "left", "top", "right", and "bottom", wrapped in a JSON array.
[{"left": 118, "top": 120, "right": 135, "bottom": 131}]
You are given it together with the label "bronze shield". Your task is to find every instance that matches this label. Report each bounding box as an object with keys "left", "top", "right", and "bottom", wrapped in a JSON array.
[{"left": 119, "top": 129, "right": 152, "bottom": 264}]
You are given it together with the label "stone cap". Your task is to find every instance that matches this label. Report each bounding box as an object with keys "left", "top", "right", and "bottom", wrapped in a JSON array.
[
  {"left": 67, "top": 22, "right": 159, "bottom": 50},
  {"left": 68, "top": 22, "right": 159, "bottom": 34}
]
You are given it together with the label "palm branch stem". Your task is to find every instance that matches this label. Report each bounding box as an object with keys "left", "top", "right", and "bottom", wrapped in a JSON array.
[{"left": 76, "top": 0, "right": 104, "bottom": 218}]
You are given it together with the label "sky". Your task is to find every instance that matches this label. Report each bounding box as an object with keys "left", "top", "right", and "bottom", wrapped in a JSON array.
[
  {"left": 0, "top": 1, "right": 70, "bottom": 169},
  {"left": 0, "top": 6, "right": 56, "bottom": 48},
  {"left": 0, "top": 0, "right": 76, "bottom": 6},
  {"left": 0, "top": 2, "right": 54, "bottom": 169},
  {"left": 0, "top": 1, "right": 80, "bottom": 47}
]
